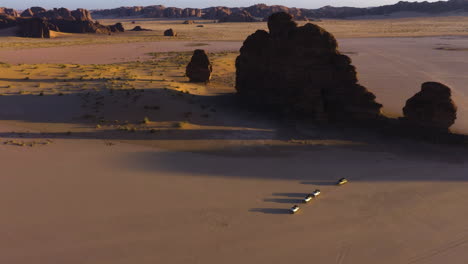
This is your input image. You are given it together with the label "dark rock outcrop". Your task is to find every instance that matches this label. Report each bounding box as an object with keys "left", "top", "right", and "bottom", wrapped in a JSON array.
[
  {"left": 402, "top": 82, "right": 457, "bottom": 131},
  {"left": 0, "top": 14, "right": 18, "bottom": 29},
  {"left": 108, "top": 22, "right": 125, "bottom": 32},
  {"left": 1, "top": 7, "right": 123, "bottom": 37},
  {"left": 183, "top": 20, "right": 195, "bottom": 24},
  {"left": 186, "top": 49, "right": 213, "bottom": 83},
  {"left": 164, "top": 28, "right": 177, "bottom": 36},
  {"left": 71, "top": 8, "right": 93, "bottom": 21},
  {"left": 130, "top": 26, "right": 152, "bottom": 31},
  {"left": 235, "top": 12, "right": 382, "bottom": 121},
  {"left": 21, "top": 7, "right": 93, "bottom": 21},
  {"left": 219, "top": 10, "right": 257, "bottom": 22},
  {"left": 18, "top": 17, "right": 50, "bottom": 38}
]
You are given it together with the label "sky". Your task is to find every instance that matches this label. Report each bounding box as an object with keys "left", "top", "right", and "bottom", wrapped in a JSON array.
[{"left": 2, "top": 0, "right": 446, "bottom": 10}]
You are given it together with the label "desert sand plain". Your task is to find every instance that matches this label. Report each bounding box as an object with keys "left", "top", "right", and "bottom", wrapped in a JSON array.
[{"left": 1, "top": 17, "right": 468, "bottom": 264}]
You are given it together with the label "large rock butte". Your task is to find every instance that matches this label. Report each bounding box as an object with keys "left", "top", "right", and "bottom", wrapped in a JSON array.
[
  {"left": 235, "top": 12, "right": 382, "bottom": 121},
  {"left": 402, "top": 82, "right": 457, "bottom": 131},
  {"left": 18, "top": 17, "right": 50, "bottom": 38},
  {"left": 186, "top": 49, "right": 213, "bottom": 83}
]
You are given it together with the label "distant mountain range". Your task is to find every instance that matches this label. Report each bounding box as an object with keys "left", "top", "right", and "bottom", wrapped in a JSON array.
[
  {"left": 2, "top": 0, "right": 468, "bottom": 22},
  {"left": 89, "top": 0, "right": 468, "bottom": 20}
]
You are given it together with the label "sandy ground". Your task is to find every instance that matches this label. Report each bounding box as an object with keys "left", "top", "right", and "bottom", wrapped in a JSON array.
[
  {"left": 1, "top": 19, "right": 468, "bottom": 264},
  {"left": 1, "top": 124, "right": 468, "bottom": 264},
  {"left": 0, "top": 36, "right": 467, "bottom": 131}
]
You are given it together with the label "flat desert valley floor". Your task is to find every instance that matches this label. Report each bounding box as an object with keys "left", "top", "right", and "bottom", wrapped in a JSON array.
[{"left": 1, "top": 18, "right": 468, "bottom": 264}]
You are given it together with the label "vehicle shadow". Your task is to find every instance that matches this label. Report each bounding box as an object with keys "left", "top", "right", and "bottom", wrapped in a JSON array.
[
  {"left": 264, "top": 198, "right": 303, "bottom": 204},
  {"left": 249, "top": 208, "right": 291, "bottom": 215},
  {"left": 300, "top": 181, "right": 336, "bottom": 186}
]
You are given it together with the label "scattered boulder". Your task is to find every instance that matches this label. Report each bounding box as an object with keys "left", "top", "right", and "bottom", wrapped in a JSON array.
[
  {"left": 183, "top": 20, "right": 194, "bottom": 24},
  {"left": 18, "top": 17, "right": 50, "bottom": 38},
  {"left": 164, "top": 28, "right": 177, "bottom": 36},
  {"left": 186, "top": 49, "right": 213, "bottom": 83},
  {"left": 130, "top": 26, "right": 152, "bottom": 31},
  {"left": 402, "top": 82, "right": 457, "bottom": 131},
  {"left": 219, "top": 10, "right": 257, "bottom": 22},
  {"left": 235, "top": 12, "right": 382, "bottom": 121},
  {"left": 196, "top": 25, "right": 204, "bottom": 27}
]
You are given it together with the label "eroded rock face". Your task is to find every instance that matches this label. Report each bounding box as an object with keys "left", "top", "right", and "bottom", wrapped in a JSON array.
[
  {"left": 0, "top": 14, "right": 18, "bottom": 29},
  {"left": 91, "top": 6, "right": 202, "bottom": 18},
  {"left": 164, "top": 28, "right": 177, "bottom": 36},
  {"left": 219, "top": 10, "right": 256, "bottom": 22},
  {"left": 186, "top": 49, "right": 213, "bottom": 83},
  {"left": 0, "top": 7, "right": 18, "bottom": 17},
  {"left": 71, "top": 8, "right": 93, "bottom": 21},
  {"left": 202, "top": 7, "right": 232, "bottom": 19},
  {"left": 235, "top": 12, "right": 382, "bottom": 121},
  {"left": 18, "top": 17, "right": 50, "bottom": 38},
  {"left": 402, "top": 82, "right": 457, "bottom": 131},
  {"left": 21, "top": 7, "right": 93, "bottom": 21}
]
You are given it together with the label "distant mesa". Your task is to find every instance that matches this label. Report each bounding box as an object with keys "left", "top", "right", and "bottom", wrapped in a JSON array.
[
  {"left": 88, "top": 1, "right": 468, "bottom": 20},
  {"left": 186, "top": 49, "right": 213, "bottom": 83},
  {"left": 219, "top": 10, "right": 257, "bottom": 23},
  {"left": 91, "top": 5, "right": 202, "bottom": 19},
  {"left": 164, "top": 28, "right": 177, "bottom": 36},
  {"left": 402, "top": 82, "right": 457, "bottom": 132},
  {"left": 235, "top": 12, "right": 383, "bottom": 122},
  {"left": 0, "top": 7, "right": 125, "bottom": 38},
  {"left": 0, "top": 7, "right": 19, "bottom": 17}
]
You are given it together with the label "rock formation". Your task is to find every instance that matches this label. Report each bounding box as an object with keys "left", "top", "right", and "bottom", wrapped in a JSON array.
[
  {"left": 90, "top": 1, "right": 468, "bottom": 20},
  {"left": 402, "top": 82, "right": 457, "bottom": 131},
  {"left": 108, "top": 22, "right": 125, "bottom": 32},
  {"left": 130, "top": 26, "right": 152, "bottom": 31},
  {"left": 183, "top": 20, "right": 194, "bottom": 24},
  {"left": 0, "top": 14, "right": 18, "bottom": 29},
  {"left": 1, "top": 7, "right": 124, "bottom": 37},
  {"left": 91, "top": 6, "right": 202, "bottom": 18},
  {"left": 18, "top": 17, "right": 50, "bottom": 38},
  {"left": 164, "top": 28, "right": 177, "bottom": 36},
  {"left": 235, "top": 12, "right": 382, "bottom": 121},
  {"left": 202, "top": 7, "right": 233, "bottom": 19},
  {"left": 219, "top": 10, "right": 257, "bottom": 22},
  {"left": 0, "top": 7, "right": 18, "bottom": 17},
  {"left": 71, "top": 9, "right": 93, "bottom": 21},
  {"left": 186, "top": 49, "right": 213, "bottom": 83}
]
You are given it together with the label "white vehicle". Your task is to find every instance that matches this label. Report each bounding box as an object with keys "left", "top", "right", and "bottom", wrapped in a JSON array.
[
  {"left": 337, "top": 178, "right": 348, "bottom": 185},
  {"left": 289, "top": 205, "right": 300, "bottom": 214},
  {"left": 303, "top": 194, "right": 313, "bottom": 203},
  {"left": 312, "top": 189, "right": 321, "bottom": 198}
]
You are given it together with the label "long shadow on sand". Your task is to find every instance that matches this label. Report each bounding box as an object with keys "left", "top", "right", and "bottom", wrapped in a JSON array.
[{"left": 249, "top": 208, "right": 291, "bottom": 215}]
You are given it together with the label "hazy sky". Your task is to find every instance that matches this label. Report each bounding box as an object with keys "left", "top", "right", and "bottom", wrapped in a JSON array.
[{"left": 3, "top": 0, "right": 446, "bottom": 10}]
